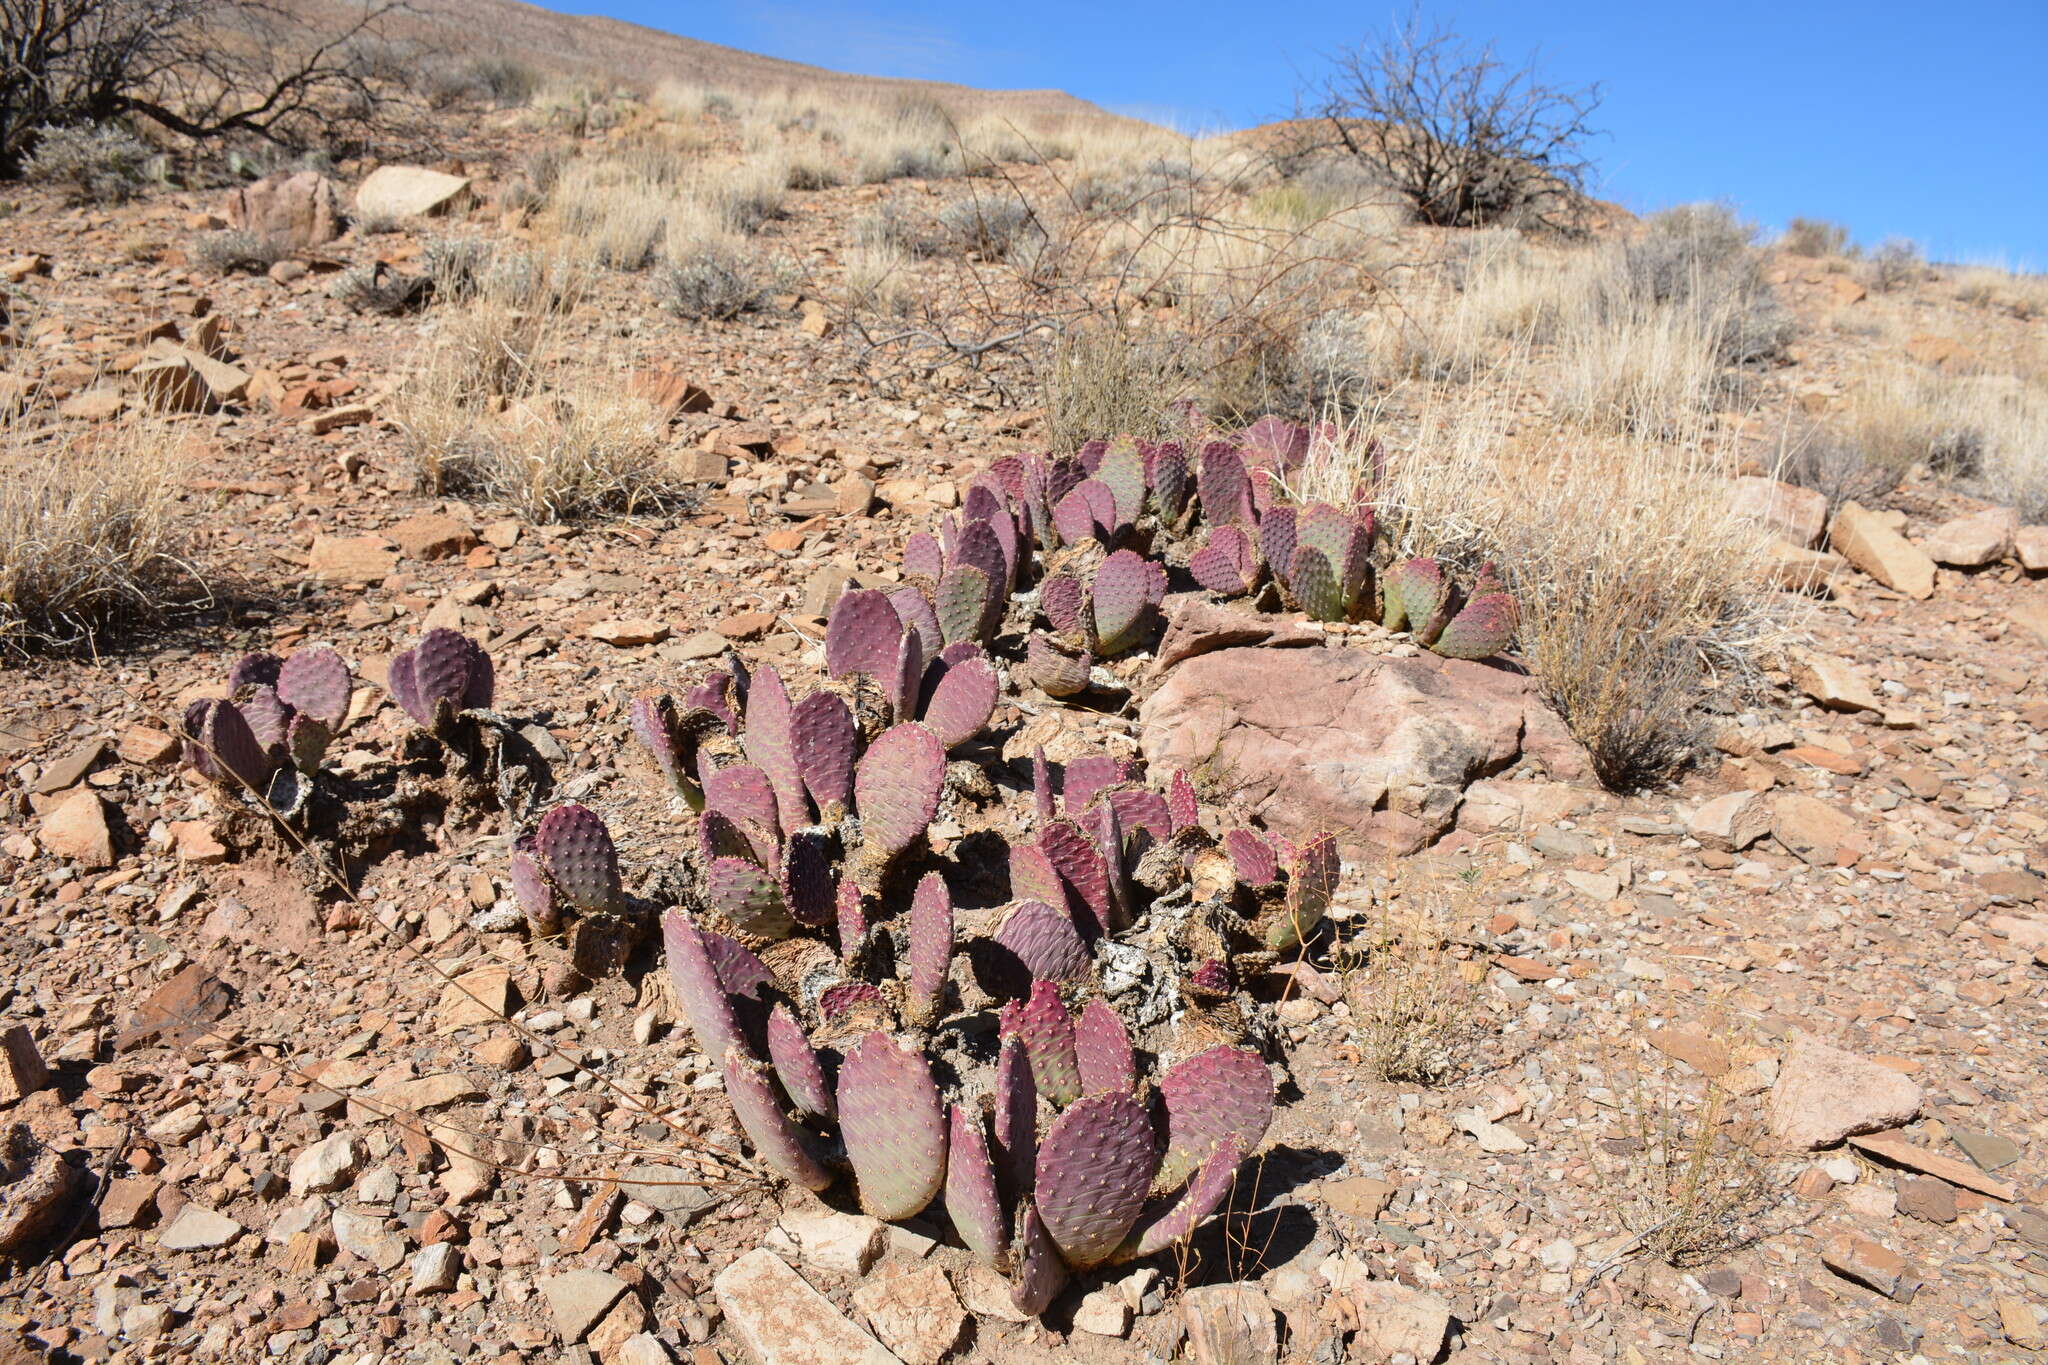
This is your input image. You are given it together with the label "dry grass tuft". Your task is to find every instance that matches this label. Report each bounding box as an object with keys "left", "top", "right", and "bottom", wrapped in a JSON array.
[
  {"left": 1338, "top": 890, "right": 1487, "bottom": 1086},
  {"left": 1, "top": 416, "right": 198, "bottom": 650}
]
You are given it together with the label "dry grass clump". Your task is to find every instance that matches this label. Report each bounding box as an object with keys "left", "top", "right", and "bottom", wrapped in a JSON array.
[
  {"left": 1337, "top": 889, "right": 1487, "bottom": 1086},
  {"left": 841, "top": 244, "right": 916, "bottom": 319},
  {"left": 1778, "top": 216, "right": 1850, "bottom": 257},
  {"left": 1952, "top": 261, "right": 2048, "bottom": 320},
  {"left": 1042, "top": 325, "right": 1193, "bottom": 454},
  {"left": 658, "top": 239, "right": 769, "bottom": 320},
  {"left": 190, "top": 229, "right": 290, "bottom": 276},
  {"left": 1832, "top": 364, "right": 2048, "bottom": 519},
  {"left": 23, "top": 123, "right": 153, "bottom": 204},
  {"left": 1299, "top": 393, "right": 1797, "bottom": 789},
  {"left": 0, "top": 417, "right": 196, "bottom": 651},
  {"left": 1597, "top": 1052, "right": 1775, "bottom": 1268}
]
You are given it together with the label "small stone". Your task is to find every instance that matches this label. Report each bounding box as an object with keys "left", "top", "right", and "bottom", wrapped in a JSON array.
[
  {"left": 1791, "top": 653, "right": 1882, "bottom": 713},
  {"left": 1648, "top": 1028, "right": 1730, "bottom": 1078},
  {"left": 331, "top": 1209, "right": 406, "bottom": 1271},
  {"left": 1918, "top": 506, "right": 2016, "bottom": 567},
  {"left": 39, "top": 789, "right": 115, "bottom": 867},
  {"left": 437, "top": 964, "right": 514, "bottom": 1032},
  {"left": 1766, "top": 1032, "right": 1922, "bottom": 1150},
  {"left": 714, "top": 1248, "right": 901, "bottom": 1365},
  {"left": 146, "top": 1102, "right": 207, "bottom": 1145},
  {"left": 384, "top": 513, "right": 477, "bottom": 561},
  {"left": 1181, "top": 1284, "right": 1278, "bottom": 1365},
  {"left": 1456, "top": 1110, "right": 1528, "bottom": 1153},
  {"left": 1347, "top": 1279, "right": 1453, "bottom": 1361},
  {"left": 1771, "top": 794, "right": 1862, "bottom": 867},
  {"left": 1072, "top": 1287, "right": 1132, "bottom": 1337},
  {"left": 97, "top": 1177, "right": 160, "bottom": 1229},
  {"left": 309, "top": 534, "right": 397, "bottom": 583},
  {"left": 476, "top": 1036, "right": 529, "bottom": 1070},
  {"left": 615, "top": 1334, "right": 675, "bottom": 1365},
  {"left": 158, "top": 1204, "right": 242, "bottom": 1251},
  {"left": 1821, "top": 1233, "right": 1910, "bottom": 1299},
  {"left": 590, "top": 619, "right": 671, "bottom": 647},
  {"left": 717, "top": 611, "right": 776, "bottom": 641},
  {"left": 117, "top": 725, "right": 181, "bottom": 766},
  {"left": 288, "top": 1131, "right": 363, "bottom": 1196},
  {"left": 590, "top": 1293, "right": 651, "bottom": 1359},
  {"left": 665, "top": 629, "right": 727, "bottom": 662},
  {"left": 33, "top": 739, "right": 107, "bottom": 794},
  {"left": 1895, "top": 1176, "right": 1957, "bottom": 1224},
  {"left": 617, "top": 1165, "right": 723, "bottom": 1224},
  {"left": 0, "top": 1025, "right": 51, "bottom": 1105},
  {"left": 410, "top": 1240, "right": 461, "bottom": 1294},
  {"left": 1949, "top": 1128, "right": 2021, "bottom": 1172},
  {"left": 1728, "top": 477, "right": 1828, "bottom": 548},
  {"left": 782, "top": 1209, "right": 887, "bottom": 1275},
  {"left": 372, "top": 1073, "right": 481, "bottom": 1111},
  {"left": 849, "top": 1263, "right": 966, "bottom": 1365},
  {"left": 1320, "top": 1176, "right": 1397, "bottom": 1220},
  {"left": 1829, "top": 501, "right": 1936, "bottom": 598}
]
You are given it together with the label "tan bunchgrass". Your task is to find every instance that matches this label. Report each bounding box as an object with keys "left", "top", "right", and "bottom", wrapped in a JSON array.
[
  {"left": 1835, "top": 361, "right": 2048, "bottom": 518},
  {"left": 1336, "top": 882, "right": 1487, "bottom": 1086},
  {"left": 1, "top": 414, "right": 198, "bottom": 651},
  {"left": 1294, "top": 387, "right": 1803, "bottom": 788}
]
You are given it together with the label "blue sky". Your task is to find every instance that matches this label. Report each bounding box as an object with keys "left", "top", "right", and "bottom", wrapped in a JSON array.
[{"left": 553, "top": 1, "right": 2047, "bottom": 267}]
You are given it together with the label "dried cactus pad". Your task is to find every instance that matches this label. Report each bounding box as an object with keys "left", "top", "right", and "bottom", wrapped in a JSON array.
[
  {"left": 1035, "top": 1091, "right": 1156, "bottom": 1270},
  {"left": 1023, "top": 633, "right": 1092, "bottom": 698},
  {"left": 535, "top": 803, "right": 623, "bottom": 916},
  {"left": 1223, "top": 828, "right": 1280, "bottom": 887},
  {"left": 1430, "top": 591, "right": 1519, "bottom": 660},
  {"left": 945, "top": 1104, "right": 1009, "bottom": 1264},
  {"left": 275, "top": 647, "right": 351, "bottom": 730},
  {"left": 852, "top": 722, "right": 945, "bottom": 860},
  {"left": 1271, "top": 832, "right": 1340, "bottom": 950},
  {"left": 836, "top": 1032, "right": 947, "bottom": 1221},
  {"left": 1009, "top": 1200, "right": 1068, "bottom": 1317},
  {"left": 1155, "top": 1045, "right": 1273, "bottom": 1194},
  {"left": 724, "top": 1045, "right": 834, "bottom": 1192}
]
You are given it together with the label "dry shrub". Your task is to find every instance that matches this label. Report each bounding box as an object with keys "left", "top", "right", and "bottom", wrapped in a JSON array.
[
  {"left": 659, "top": 239, "right": 767, "bottom": 321},
  {"left": 1837, "top": 364, "right": 2048, "bottom": 519},
  {"left": 1868, "top": 237, "right": 1922, "bottom": 293},
  {"left": 1338, "top": 892, "right": 1486, "bottom": 1085},
  {"left": 1043, "top": 325, "right": 1191, "bottom": 454},
  {"left": 1599, "top": 1053, "right": 1775, "bottom": 1268},
  {"left": 1300, "top": 394, "right": 1797, "bottom": 789},
  {"left": 0, "top": 416, "right": 196, "bottom": 650},
  {"left": 23, "top": 123, "right": 153, "bottom": 204},
  {"left": 1773, "top": 421, "right": 1900, "bottom": 514},
  {"left": 191, "top": 228, "right": 290, "bottom": 276},
  {"left": 1779, "top": 216, "right": 1850, "bottom": 257}
]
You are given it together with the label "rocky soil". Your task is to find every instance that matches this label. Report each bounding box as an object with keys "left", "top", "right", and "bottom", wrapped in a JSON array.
[{"left": 1, "top": 149, "right": 2045, "bottom": 1365}]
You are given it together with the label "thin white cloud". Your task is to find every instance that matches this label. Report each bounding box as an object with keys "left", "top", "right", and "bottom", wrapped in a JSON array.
[{"left": 738, "top": 5, "right": 980, "bottom": 82}]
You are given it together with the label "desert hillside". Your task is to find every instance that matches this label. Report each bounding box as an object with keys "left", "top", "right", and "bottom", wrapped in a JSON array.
[{"left": 1, "top": 12, "right": 2046, "bottom": 1365}]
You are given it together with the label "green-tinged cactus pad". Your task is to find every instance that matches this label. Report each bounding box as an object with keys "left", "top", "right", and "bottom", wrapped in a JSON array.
[
  {"left": 789, "top": 691, "right": 856, "bottom": 821},
  {"left": 1008, "top": 842, "right": 1069, "bottom": 918},
  {"left": 1270, "top": 832, "right": 1340, "bottom": 950},
  {"left": 741, "top": 665, "right": 809, "bottom": 835},
  {"left": 1001, "top": 979, "right": 1081, "bottom": 1108},
  {"left": 946, "top": 1103, "right": 1009, "bottom": 1263},
  {"left": 935, "top": 563, "right": 994, "bottom": 647},
  {"left": 1287, "top": 545, "right": 1343, "bottom": 622},
  {"left": 706, "top": 857, "right": 792, "bottom": 940},
  {"left": 284, "top": 713, "right": 332, "bottom": 774},
  {"left": 953, "top": 516, "right": 1012, "bottom": 608},
  {"left": 992, "top": 900, "right": 1091, "bottom": 983},
  {"left": 921, "top": 652, "right": 998, "bottom": 749},
  {"left": 1097, "top": 437, "right": 1148, "bottom": 529},
  {"left": 535, "top": 803, "right": 623, "bottom": 916},
  {"left": 836, "top": 1031, "right": 947, "bottom": 1220},
  {"left": 275, "top": 647, "right": 351, "bottom": 730},
  {"left": 766, "top": 1002, "right": 834, "bottom": 1119},
  {"left": 1120, "top": 1133, "right": 1242, "bottom": 1261},
  {"left": 1022, "top": 633, "right": 1092, "bottom": 698},
  {"left": 1431, "top": 591, "right": 1519, "bottom": 660},
  {"left": 1035, "top": 1091, "right": 1156, "bottom": 1270},
  {"left": 1074, "top": 999, "right": 1137, "bottom": 1097},
  {"left": 1009, "top": 1200, "right": 1068, "bottom": 1317},
  {"left": 852, "top": 722, "right": 945, "bottom": 863},
  {"left": 905, "top": 871, "right": 953, "bottom": 1028},
  {"left": 1155, "top": 1045, "right": 1273, "bottom": 1193},
  {"left": 724, "top": 1045, "right": 834, "bottom": 1191},
  {"left": 826, "top": 589, "right": 904, "bottom": 682},
  {"left": 1090, "top": 550, "right": 1165, "bottom": 656},
  {"left": 1381, "top": 557, "right": 1446, "bottom": 637},
  {"left": 662, "top": 910, "right": 744, "bottom": 1064}
]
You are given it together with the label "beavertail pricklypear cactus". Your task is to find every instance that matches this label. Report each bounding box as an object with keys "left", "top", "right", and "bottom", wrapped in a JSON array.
[
  {"left": 532, "top": 803, "right": 623, "bottom": 916},
  {"left": 274, "top": 647, "right": 351, "bottom": 732},
  {"left": 629, "top": 692, "right": 718, "bottom": 809},
  {"left": 1090, "top": 550, "right": 1167, "bottom": 656},
  {"left": 1189, "top": 524, "right": 1259, "bottom": 596},
  {"left": 182, "top": 697, "right": 273, "bottom": 793},
  {"left": 387, "top": 628, "right": 493, "bottom": 734},
  {"left": 1429, "top": 562, "right": 1519, "bottom": 660},
  {"left": 849, "top": 722, "right": 945, "bottom": 891},
  {"left": 837, "top": 1031, "right": 947, "bottom": 1219}
]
